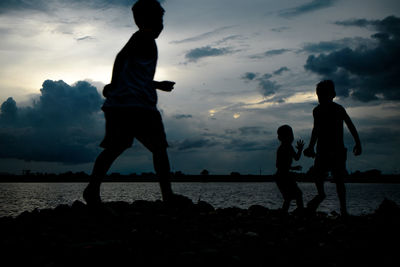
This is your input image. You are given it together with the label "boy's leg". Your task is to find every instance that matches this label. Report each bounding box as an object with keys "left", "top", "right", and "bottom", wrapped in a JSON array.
[
  {"left": 333, "top": 173, "right": 347, "bottom": 215},
  {"left": 295, "top": 187, "right": 304, "bottom": 209},
  {"left": 307, "top": 176, "right": 326, "bottom": 212},
  {"left": 282, "top": 199, "right": 290, "bottom": 212},
  {"left": 84, "top": 147, "right": 125, "bottom": 205},
  {"left": 152, "top": 148, "right": 173, "bottom": 201}
]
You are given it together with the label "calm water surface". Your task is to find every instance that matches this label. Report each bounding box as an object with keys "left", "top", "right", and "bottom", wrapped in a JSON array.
[{"left": 1, "top": 182, "right": 399, "bottom": 217}]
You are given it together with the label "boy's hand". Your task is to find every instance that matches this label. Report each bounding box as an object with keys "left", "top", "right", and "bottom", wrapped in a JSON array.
[
  {"left": 296, "top": 139, "right": 304, "bottom": 151},
  {"left": 353, "top": 143, "right": 362, "bottom": 156},
  {"left": 303, "top": 146, "right": 316, "bottom": 158},
  {"left": 156, "top": 81, "right": 175, "bottom": 92}
]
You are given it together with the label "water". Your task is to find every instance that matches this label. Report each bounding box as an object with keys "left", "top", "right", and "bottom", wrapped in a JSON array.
[{"left": 0, "top": 182, "right": 399, "bottom": 217}]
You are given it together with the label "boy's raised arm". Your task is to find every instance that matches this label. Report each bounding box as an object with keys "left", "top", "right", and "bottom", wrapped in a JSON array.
[
  {"left": 344, "top": 112, "right": 362, "bottom": 156},
  {"left": 153, "top": 81, "right": 175, "bottom": 92}
]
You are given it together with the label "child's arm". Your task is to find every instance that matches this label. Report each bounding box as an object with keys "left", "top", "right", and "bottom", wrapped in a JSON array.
[
  {"left": 153, "top": 81, "right": 175, "bottom": 92},
  {"left": 344, "top": 112, "right": 362, "bottom": 156}
]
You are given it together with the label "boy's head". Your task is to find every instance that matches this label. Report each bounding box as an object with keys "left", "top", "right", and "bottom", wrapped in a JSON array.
[
  {"left": 277, "top": 125, "right": 294, "bottom": 144},
  {"left": 316, "top": 80, "right": 336, "bottom": 104},
  {"left": 132, "top": 0, "right": 165, "bottom": 38}
]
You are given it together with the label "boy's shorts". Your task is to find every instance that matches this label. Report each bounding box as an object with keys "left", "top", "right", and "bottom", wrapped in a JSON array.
[
  {"left": 100, "top": 107, "right": 168, "bottom": 152},
  {"left": 314, "top": 148, "right": 347, "bottom": 179}
]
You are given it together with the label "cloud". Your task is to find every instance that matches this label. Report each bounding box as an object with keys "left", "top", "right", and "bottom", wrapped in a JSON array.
[
  {"left": 270, "top": 26, "right": 290, "bottom": 33},
  {"left": 0, "top": 80, "right": 103, "bottom": 163},
  {"left": 238, "top": 126, "right": 269, "bottom": 136},
  {"left": 76, "top": 36, "right": 96, "bottom": 42},
  {"left": 170, "top": 26, "right": 235, "bottom": 44},
  {"left": 304, "top": 16, "right": 400, "bottom": 102},
  {"left": 174, "top": 138, "right": 218, "bottom": 151},
  {"left": 242, "top": 67, "right": 290, "bottom": 97},
  {"left": 250, "top": 49, "right": 291, "bottom": 59},
  {"left": 334, "top": 16, "right": 400, "bottom": 36},
  {"left": 241, "top": 72, "right": 258, "bottom": 81},
  {"left": 0, "top": 0, "right": 48, "bottom": 14},
  {"left": 0, "top": 0, "right": 166, "bottom": 14},
  {"left": 301, "top": 37, "right": 374, "bottom": 54},
  {"left": 174, "top": 114, "right": 192, "bottom": 119},
  {"left": 185, "top": 46, "right": 233, "bottom": 62},
  {"left": 279, "top": 0, "right": 337, "bottom": 18},
  {"left": 273, "top": 67, "right": 290, "bottom": 75},
  {"left": 224, "top": 139, "right": 266, "bottom": 152}
]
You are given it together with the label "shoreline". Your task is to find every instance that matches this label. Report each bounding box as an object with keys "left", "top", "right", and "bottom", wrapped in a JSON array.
[{"left": 1, "top": 198, "right": 399, "bottom": 266}]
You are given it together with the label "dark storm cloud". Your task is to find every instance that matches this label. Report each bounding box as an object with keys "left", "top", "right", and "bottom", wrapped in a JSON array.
[
  {"left": 0, "top": 80, "right": 103, "bottom": 163},
  {"left": 185, "top": 46, "right": 233, "bottom": 62},
  {"left": 304, "top": 16, "right": 400, "bottom": 102},
  {"left": 279, "top": 0, "right": 337, "bottom": 18},
  {"left": 242, "top": 68, "right": 289, "bottom": 97},
  {"left": 249, "top": 49, "right": 291, "bottom": 59}
]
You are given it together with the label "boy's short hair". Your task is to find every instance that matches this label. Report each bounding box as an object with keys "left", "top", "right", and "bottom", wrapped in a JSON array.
[
  {"left": 316, "top": 80, "right": 336, "bottom": 99},
  {"left": 132, "top": 0, "right": 165, "bottom": 29},
  {"left": 277, "top": 125, "right": 293, "bottom": 141}
]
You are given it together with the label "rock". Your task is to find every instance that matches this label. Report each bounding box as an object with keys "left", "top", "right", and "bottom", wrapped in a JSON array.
[
  {"left": 1, "top": 198, "right": 399, "bottom": 266},
  {"left": 376, "top": 198, "right": 400, "bottom": 217},
  {"left": 196, "top": 200, "right": 215, "bottom": 213}
]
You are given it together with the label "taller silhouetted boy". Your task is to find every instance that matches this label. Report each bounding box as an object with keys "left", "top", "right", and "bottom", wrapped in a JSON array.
[
  {"left": 83, "top": 0, "right": 178, "bottom": 205},
  {"left": 304, "top": 80, "right": 362, "bottom": 216}
]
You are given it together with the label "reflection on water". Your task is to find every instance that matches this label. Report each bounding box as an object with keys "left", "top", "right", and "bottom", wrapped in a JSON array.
[{"left": 0, "top": 182, "right": 400, "bottom": 217}]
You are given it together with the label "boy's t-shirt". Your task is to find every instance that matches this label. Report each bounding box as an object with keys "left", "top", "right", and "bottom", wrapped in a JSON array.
[
  {"left": 103, "top": 31, "right": 158, "bottom": 110},
  {"left": 313, "top": 102, "right": 347, "bottom": 154}
]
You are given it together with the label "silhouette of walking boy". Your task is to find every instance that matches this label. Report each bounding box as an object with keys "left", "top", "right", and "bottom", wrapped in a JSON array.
[
  {"left": 275, "top": 125, "right": 304, "bottom": 212},
  {"left": 304, "top": 80, "right": 362, "bottom": 216},
  {"left": 84, "top": 0, "right": 178, "bottom": 205}
]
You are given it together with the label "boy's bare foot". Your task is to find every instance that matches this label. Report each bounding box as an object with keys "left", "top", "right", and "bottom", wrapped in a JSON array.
[{"left": 83, "top": 184, "right": 102, "bottom": 206}]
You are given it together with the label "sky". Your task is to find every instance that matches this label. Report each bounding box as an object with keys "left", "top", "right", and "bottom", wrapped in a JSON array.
[{"left": 0, "top": 0, "right": 400, "bottom": 175}]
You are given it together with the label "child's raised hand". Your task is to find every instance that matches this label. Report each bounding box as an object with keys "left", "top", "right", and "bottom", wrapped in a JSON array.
[{"left": 296, "top": 139, "right": 304, "bottom": 151}]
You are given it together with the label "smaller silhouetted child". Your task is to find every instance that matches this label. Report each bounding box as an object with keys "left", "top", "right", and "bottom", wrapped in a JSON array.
[
  {"left": 303, "top": 80, "right": 362, "bottom": 216},
  {"left": 275, "top": 125, "right": 304, "bottom": 212}
]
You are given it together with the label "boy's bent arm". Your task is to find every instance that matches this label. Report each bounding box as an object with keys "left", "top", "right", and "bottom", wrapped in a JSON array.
[
  {"left": 344, "top": 112, "right": 362, "bottom": 155},
  {"left": 304, "top": 112, "right": 318, "bottom": 157}
]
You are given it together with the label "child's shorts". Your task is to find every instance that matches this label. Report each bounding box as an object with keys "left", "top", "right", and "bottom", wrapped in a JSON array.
[
  {"left": 100, "top": 107, "right": 168, "bottom": 152},
  {"left": 275, "top": 173, "right": 303, "bottom": 201}
]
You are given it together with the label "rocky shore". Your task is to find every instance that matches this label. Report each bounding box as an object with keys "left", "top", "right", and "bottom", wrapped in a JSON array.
[{"left": 1, "top": 198, "right": 399, "bottom": 266}]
